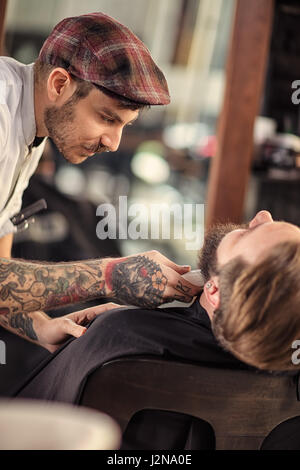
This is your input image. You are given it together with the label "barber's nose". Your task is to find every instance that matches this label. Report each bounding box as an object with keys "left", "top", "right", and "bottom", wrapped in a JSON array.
[
  {"left": 249, "top": 210, "right": 273, "bottom": 229},
  {"left": 101, "top": 129, "right": 123, "bottom": 152}
]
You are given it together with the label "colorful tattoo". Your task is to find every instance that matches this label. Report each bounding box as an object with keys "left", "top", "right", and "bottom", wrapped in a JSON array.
[
  {"left": 0, "top": 258, "right": 106, "bottom": 315},
  {"left": 0, "top": 255, "right": 193, "bottom": 318},
  {"left": 105, "top": 255, "right": 192, "bottom": 308}
]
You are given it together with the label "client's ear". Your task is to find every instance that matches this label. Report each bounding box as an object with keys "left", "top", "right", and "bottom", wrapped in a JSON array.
[{"left": 204, "top": 276, "right": 220, "bottom": 311}]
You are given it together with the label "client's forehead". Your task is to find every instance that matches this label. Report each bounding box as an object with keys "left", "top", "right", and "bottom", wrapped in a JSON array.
[{"left": 217, "top": 220, "right": 300, "bottom": 266}]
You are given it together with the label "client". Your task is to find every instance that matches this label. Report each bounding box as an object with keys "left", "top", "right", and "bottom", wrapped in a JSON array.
[{"left": 14, "top": 210, "right": 300, "bottom": 449}]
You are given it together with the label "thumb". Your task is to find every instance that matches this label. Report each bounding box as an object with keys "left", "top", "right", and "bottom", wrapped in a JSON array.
[{"left": 63, "top": 318, "right": 87, "bottom": 338}]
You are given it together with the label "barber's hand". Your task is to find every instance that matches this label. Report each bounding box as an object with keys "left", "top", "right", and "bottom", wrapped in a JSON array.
[
  {"left": 104, "top": 250, "right": 201, "bottom": 309},
  {"left": 38, "top": 304, "right": 120, "bottom": 353}
]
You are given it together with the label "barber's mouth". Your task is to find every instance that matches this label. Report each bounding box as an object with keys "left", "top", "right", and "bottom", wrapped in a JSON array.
[
  {"left": 81, "top": 146, "right": 95, "bottom": 155},
  {"left": 82, "top": 146, "right": 108, "bottom": 155}
]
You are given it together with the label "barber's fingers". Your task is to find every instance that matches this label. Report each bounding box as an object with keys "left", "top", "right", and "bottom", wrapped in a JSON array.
[
  {"left": 61, "top": 317, "right": 87, "bottom": 338},
  {"left": 83, "top": 302, "right": 124, "bottom": 320},
  {"left": 136, "top": 250, "right": 191, "bottom": 275},
  {"left": 162, "top": 266, "right": 201, "bottom": 302},
  {"left": 155, "top": 254, "right": 191, "bottom": 275},
  {"left": 45, "top": 303, "right": 124, "bottom": 344},
  {"left": 144, "top": 251, "right": 201, "bottom": 297},
  {"left": 67, "top": 303, "right": 124, "bottom": 325}
]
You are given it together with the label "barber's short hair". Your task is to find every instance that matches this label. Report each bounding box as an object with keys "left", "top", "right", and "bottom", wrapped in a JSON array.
[{"left": 212, "top": 241, "right": 300, "bottom": 371}]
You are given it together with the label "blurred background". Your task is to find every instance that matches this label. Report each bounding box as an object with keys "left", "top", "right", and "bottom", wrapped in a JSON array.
[
  {"left": 4, "top": 0, "right": 236, "bottom": 268},
  {"left": 0, "top": 0, "right": 299, "bottom": 395}
]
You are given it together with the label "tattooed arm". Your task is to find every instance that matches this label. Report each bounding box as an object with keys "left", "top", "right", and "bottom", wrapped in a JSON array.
[
  {"left": 0, "top": 251, "right": 200, "bottom": 316},
  {"left": 0, "top": 310, "right": 43, "bottom": 345},
  {"left": 0, "top": 304, "right": 122, "bottom": 352},
  {"left": 0, "top": 257, "right": 106, "bottom": 316}
]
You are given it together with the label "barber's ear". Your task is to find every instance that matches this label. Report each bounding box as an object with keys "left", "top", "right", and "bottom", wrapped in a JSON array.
[
  {"left": 47, "top": 68, "right": 76, "bottom": 103},
  {"left": 204, "top": 276, "right": 220, "bottom": 310}
]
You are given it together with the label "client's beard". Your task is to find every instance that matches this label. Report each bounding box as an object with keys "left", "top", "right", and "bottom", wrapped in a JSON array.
[{"left": 198, "top": 223, "right": 246, "bottom": 282}]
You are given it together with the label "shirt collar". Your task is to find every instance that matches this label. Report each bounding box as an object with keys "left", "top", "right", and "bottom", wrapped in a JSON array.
[{"left": 20, "top": 63, "right": 37, "bottom": 147}]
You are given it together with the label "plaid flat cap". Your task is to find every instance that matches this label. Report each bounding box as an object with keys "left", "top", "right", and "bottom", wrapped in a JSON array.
[{"left": 39, "top": 12, "right": 170, "bottom": 105}]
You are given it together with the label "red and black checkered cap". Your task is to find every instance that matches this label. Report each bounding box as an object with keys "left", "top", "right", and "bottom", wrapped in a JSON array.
[{"left": 39, "top": 12, "right": 170, "bottom": 105}]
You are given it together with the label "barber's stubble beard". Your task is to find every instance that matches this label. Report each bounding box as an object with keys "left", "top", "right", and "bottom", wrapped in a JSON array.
[
  {"left": 44, "top": 97, "right": 81, "bottom": 163},
  {"left": 198, "top": 223, "right": 245, "bottom": 282},
  {"left": 44, "top": 98, "right": 108, "bottom": 164}
]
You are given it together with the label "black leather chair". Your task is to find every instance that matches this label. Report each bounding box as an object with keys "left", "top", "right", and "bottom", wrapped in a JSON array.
[{"left": 80, "top": 356, "right": 300, "bottom": 450}]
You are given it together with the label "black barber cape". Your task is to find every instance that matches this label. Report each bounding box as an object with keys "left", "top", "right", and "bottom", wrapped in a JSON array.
[
  {"left": 14, "top": 298, "right": 257, "bottom": 450},
  {"left": 15, "top": 298, "right": 250, "bottom": 403},
  {"left": 13, "top": 299, "right": 300, "bottom": 450}
]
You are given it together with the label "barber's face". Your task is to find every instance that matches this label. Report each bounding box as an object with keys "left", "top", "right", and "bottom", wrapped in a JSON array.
[
  {"left": 44, "top": 88, "right": 139, "bottom": 164},
  {"left": 217, "top": 211, "right": 300, "bottom": 266}
]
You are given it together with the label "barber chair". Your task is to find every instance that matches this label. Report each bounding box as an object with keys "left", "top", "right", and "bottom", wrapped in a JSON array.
[{"left": 80, "top": 356, "right": 300, "bottom": 450}]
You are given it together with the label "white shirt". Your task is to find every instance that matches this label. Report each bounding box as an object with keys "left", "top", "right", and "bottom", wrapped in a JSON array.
[{"left": 0, "top": 57, "right": 46, "bottom": 238}]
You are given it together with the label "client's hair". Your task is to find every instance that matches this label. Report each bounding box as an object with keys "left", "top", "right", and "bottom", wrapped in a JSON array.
[{"left": 212, "top": 241, "right": 300, "bottom": 371}]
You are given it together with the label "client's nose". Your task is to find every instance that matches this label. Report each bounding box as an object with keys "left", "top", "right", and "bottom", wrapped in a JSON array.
[{"left": 249, "top": 210, "right": 273, "bottom": 229}]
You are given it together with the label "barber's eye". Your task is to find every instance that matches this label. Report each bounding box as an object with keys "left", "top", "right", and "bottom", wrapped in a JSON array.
[{"left": 100, "top": 114, "right": 115, "bottom": 124}]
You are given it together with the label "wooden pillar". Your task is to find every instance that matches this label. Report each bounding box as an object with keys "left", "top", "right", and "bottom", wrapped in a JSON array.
[
  {"left": 0, "top": 0, "right": 7, "bottom": 55},
  {"left": 205, "top": 0, "right": 274, "bottom": 226}
]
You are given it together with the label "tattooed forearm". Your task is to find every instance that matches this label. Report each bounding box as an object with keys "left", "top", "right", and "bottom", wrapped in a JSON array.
[
  {"left": 0, "top": 252, "right": 194, "bottom": 315},
  {"left": 0, "top": 312, "right": 37, "bottom": 341},
  {"left": 9, "top": 313, "right": 37, "bottom": 339},
  {"left": 0, "top": 258, "right": 106, "bottom": 315}
]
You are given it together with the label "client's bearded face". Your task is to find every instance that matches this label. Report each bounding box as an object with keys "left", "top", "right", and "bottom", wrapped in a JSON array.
[{"left": 198, "top": 223, "right": 247, "bottom": 282}]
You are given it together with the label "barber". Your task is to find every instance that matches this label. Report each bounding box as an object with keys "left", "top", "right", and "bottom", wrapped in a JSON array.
[{"left": 0, "top": 13, "right": 199, "bottom": 348}]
